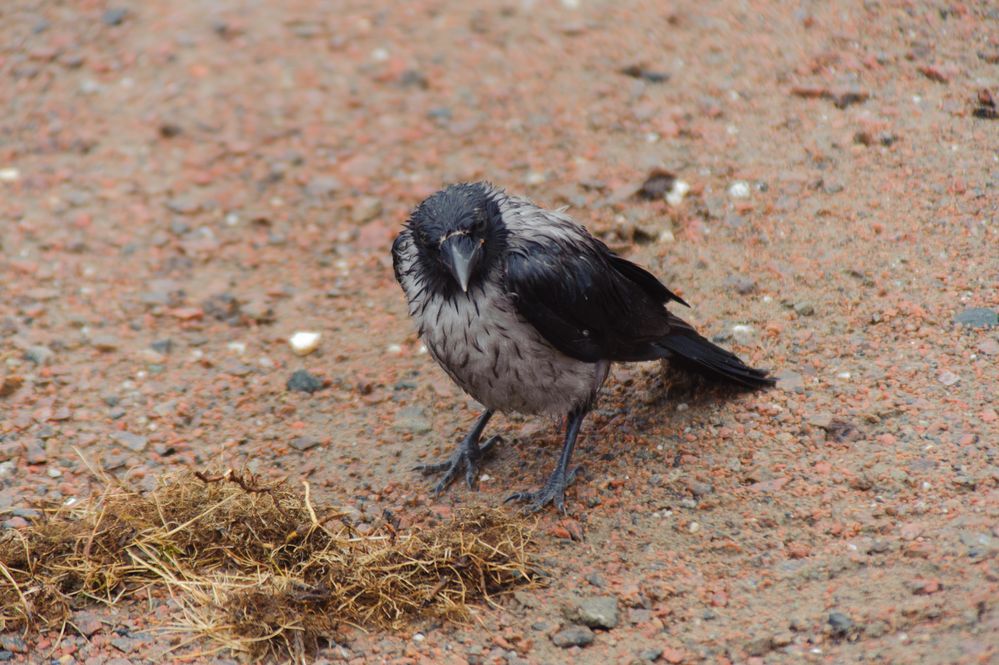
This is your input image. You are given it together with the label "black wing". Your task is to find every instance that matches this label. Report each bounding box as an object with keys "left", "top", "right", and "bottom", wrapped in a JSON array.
[{"left": 505, "top": 236, "right": 686, "bottom": 363}]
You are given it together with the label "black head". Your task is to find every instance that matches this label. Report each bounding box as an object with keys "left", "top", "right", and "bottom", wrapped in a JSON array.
[{"left": 406, "top": 182, "right": 506, "bottom": 294}]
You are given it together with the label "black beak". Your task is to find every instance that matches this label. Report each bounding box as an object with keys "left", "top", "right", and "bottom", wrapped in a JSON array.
[{"left": 440, "top": 235, "right": 481, "bottom": 293}]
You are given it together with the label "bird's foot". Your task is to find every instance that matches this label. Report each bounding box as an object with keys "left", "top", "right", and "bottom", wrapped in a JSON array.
[
  {"left": 414, "top": 435, "right": 502, "bottom": 495},
  {"left": 505, "top": 465, "right": 581, "bottom": 514}
]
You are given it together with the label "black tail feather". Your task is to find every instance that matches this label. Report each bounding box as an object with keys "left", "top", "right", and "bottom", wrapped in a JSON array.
[{"left": 654, "top": 329, "right": 775, "bottom": 390}]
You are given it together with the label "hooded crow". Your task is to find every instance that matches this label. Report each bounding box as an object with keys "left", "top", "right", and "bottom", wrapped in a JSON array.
[{"left": 392, "top": 182, "right": 774, "bottom": 513}]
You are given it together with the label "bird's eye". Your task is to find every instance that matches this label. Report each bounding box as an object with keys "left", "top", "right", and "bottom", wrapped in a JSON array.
[{"left": 471, "top": 214, "right": 488, "bottom": 235}]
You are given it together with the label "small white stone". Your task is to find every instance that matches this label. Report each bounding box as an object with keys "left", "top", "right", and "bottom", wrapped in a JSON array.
[
  {"left": 676, "top": 403, "right": 689, "bottom": 411},
  {"left": 525, "top": 171, "right": 546, "bottom": 185},
  {"left": 666, "top": 179, "right": 690, "bottom": 206},
  {"left": 0, "top": 167, "right": 20, "bottom": 182},
  {"left": 837, "top": 371, "right": 851, "bottom": 380},
  {"left": 227, "top": 341, "right": 246, "bottom": 354},
  {"left": 731, "top": 324, "right": 755, "bottom": 345},
  {"left": 418, "top": 344, "right": 428, "bottom": 354},
  {"left": 657, "top": 229, "right": 675, "bottom": 243},
  {"left": 225, "top": 213, "right": 240, "bottom": 226},
  {"left": 479, "top": 474, "right": 492, "bottom": 482},
  {"left": 47, "top": 467, "right": 62, "bottom": 478},
  {"left": 386, "top": 343, "right": 403, "bottom": 354},
  {"left": 259, "top": 356, "right": 274, "bottom": 368},
  {"left": 560, "top": 0, "right": 580, "bottom": 8},
  {"left": 728, "top": 181, "right": 751, "bottom": 198},
  {"left": 412, "top": 633, "right": 425, "bottom": 642},
  {"left": 688, "top": 521, "right": 700, "bottom": 533},
  {"left": 289, "top": 331, "right": 322, "bottom": 356},
  {"left": 371, "top": 47, "right": 389, "bottom": 62}
]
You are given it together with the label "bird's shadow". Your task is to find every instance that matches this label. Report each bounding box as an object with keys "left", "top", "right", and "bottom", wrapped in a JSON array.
[{"left": 498, "top": 361, "right": 750, "bottom": 476}]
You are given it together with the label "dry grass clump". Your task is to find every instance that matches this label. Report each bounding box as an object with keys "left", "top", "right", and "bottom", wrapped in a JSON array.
[{"left": 0, "top": 469, "right": 538, "bottom": 661}]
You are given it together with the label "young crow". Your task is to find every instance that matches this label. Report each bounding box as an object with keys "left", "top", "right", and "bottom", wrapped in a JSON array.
[{"left": 392, "top": 182, "right": 774, "bottom": 513}]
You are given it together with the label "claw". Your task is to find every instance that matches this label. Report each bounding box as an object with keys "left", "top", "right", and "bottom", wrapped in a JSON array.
[
  {"left": 415, "top": 435, "right": 503, "bottom": 496},
  {"left": 505, "top": 465, "right": 581, "bottom": 514}
]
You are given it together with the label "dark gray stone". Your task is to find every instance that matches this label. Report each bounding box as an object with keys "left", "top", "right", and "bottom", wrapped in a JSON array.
[
  {"left": 954, "top": 308, "right": 997, "bottom": 328},
  {"left": 827, "top": 611, "right": 854, "bottom": 637},
  {"left": 102, "top": 8, "right": 128, "bottom": 26},
  {"left": 287, "top": 369, "right": 323, "bottom": 393}
]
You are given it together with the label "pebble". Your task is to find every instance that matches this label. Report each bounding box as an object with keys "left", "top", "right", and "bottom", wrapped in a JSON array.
[
  {"left": 794, "top": 302, "right": 815, "bottom": 316},
  {"left": 242, "top": 298, "right": 275, "bottom": 324},
  {"left": 351, "top": 197, "right": 383, "bottom": 224},
  {"left": 977, "top": 338, "right": 999, "bottom": 355},
  {"left": 666, "top": 180, "right": 690, "bottom": 206},
  {"left": 393, "top": 406, "right": 432, "bottom": 434},
  {"left": 827, "top": 611, "right": 855, "bottom": 637},
  {"left": 26, "top": 442, "right": 47, "bottom": 464},
  {"left": 728, "top": 181, "right": 751, "bottom": 198},
  {"left": 807, "top": 412, "right": 834, "bottom": 429},
  {"left": 0, "top": 637, "right": 25, "bottom": 654},
  {"left": 287, "top": 369, "right": 323, "bottom": 393},
  {"left": 0, "top": 168, "right": 20, "bottom": 182},
  {"left": 636, "top": 170, "right": 675, "bottom": 200},
  {"left": 305, "top": 176, "right": 341, "bottom": 198},
  {"left": 288, "top": 437, "right": 320, "bottom": 453},
  {"left": 937, "top": 370, "right": 960, "bottom": 386},
  {"left": 24, "top": 345, "right": 55, "bottom": 365},
  {"left": 90, "top": 335, "right": 120, "bottom": 351},
  {"left": 551, "top": 625, "right": 595, "bottom": 648},
  {"left": 73, "top": 611, "right": 104, "bottom": 637},
  {"left": 165, "top": 196, "right": 201, "bottom": 215},
  {"left": 568, "top": 596, "right": 620, "bottom": 629},
  {"left": 776, "top": 369, "right": 804, "bottom": 392},
  {"left": 685, "top": 479, "right": 714, "bottom": 497},
  {"left": 621, "top": 65, "right": 670, "bottom": 83},
  {"left": 731, "top": 324, "right": 755, "bottom": 345},
  {"left": 111, "top": 431, "right": 148, "bottom": 452},
  {"left": 745, "top": 636, "right": 772, "bottom": 656},
  {"left": 724, "top": 274, "right": 757, "bottom": 295},
  {"left": 953, "top": 308, "right": 997, "bottom": 328},
  {"left": 101, "top": 8, "right": 128, "bottom": 26},
  {"left": 289, "top": 331, "right": 322, "bottom": 356},
  {"left": 110, "top": 637, "right": 136, "bottom": 653},
  {"left": 0, "top": 374, "right": 24, "bottom": 397}
]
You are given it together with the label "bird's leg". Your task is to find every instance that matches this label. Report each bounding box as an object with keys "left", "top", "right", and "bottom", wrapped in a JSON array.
[
  {"left": 414, "top": 409, "right": 502, "bottom": 495},
  {"left": 505, "top": 407, "right": 587, "bottom": 514}
]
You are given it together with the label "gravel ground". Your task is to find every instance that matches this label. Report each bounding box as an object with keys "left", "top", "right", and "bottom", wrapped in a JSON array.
[{"left": 1, "top": 1, "right": 997, "bottom": 663}]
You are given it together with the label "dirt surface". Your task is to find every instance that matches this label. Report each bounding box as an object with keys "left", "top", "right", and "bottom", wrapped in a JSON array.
[{"left": 2, "top": 1, "right": 997, "bottom": 663}]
